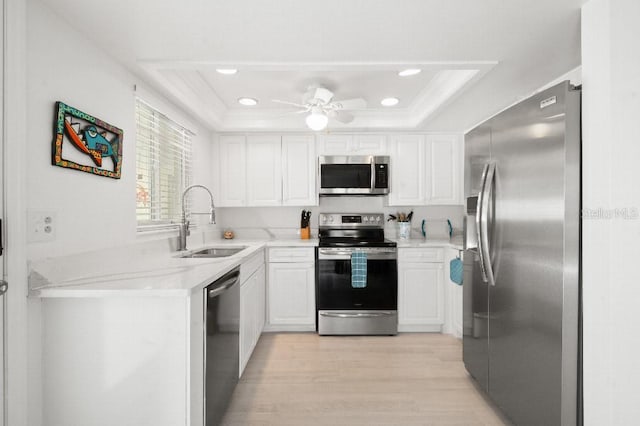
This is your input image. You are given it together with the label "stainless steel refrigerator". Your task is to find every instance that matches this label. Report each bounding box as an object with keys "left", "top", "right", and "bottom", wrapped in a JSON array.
[{"left": 463, "top": 81, "right": 581, "bottom": 426}]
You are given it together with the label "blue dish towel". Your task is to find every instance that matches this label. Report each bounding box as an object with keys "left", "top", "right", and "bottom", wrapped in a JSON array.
[
  {"left": 351, "top": 252, "right": 368, "bottom": 288},
  {"left": 450, "top": 258, "right": 463, "bottom": 285}
]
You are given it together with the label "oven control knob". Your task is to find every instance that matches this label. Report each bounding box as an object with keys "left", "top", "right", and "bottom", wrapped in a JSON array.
[
  {"left": 328, "top": 216, "right": 334, "bottom": 223},
  {"left": 369, "top": 216, "right": 375, "bottom": 222},
  {"left": 375, "top": 216, "right": 381, "bottom": 222},
  {"left": 363, "top": 216, "right": 369, "bottom": 222}
]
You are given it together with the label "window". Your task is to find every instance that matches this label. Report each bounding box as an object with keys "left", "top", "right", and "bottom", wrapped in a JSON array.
[{"left": 135, "top": 98, "right": 193, "bottom": 230}]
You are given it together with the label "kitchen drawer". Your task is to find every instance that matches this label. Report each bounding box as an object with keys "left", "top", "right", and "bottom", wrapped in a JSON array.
[
  {"left": 398, "top": 247, "right": 444, "bottom": 263},
  {"left": 268, "top": 247, "right": 315, "bottom": 263},
  {"left": 241, "top": 250, "right": 265, "bottom": 283}
]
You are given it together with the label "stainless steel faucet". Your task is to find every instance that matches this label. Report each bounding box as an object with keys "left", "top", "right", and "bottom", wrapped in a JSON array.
[{"left": 179, "top": 184, "right": 216, "bottom": 251}]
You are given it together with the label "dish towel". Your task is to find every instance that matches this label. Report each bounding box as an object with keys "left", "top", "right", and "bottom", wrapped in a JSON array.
[
  {"left": 450, "top": 257, "right": 463, "bottom": 285},
  {"left": 351, "top": 252, "right": 368, "bottom": 288}
]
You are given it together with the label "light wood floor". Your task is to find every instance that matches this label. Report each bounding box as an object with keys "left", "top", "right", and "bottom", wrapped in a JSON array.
[{"left": 222, "top": 333, "right": 511, "bottom": 426}]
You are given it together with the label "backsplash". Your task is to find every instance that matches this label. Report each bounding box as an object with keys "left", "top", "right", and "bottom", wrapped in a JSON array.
[{"left": 216, "top": 196, "right": 464, "bottom": 240}]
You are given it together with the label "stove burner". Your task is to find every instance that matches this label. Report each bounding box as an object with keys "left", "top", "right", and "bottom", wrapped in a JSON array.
[{"left": 318, "top": 212, "right": 396, "bottom": 248}]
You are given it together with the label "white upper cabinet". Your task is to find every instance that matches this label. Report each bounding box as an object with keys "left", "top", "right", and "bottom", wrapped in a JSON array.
[
  {"left": 218, "top": 135, "right": 246, "bottom": 207},
  {"left": 352, "top": 134, "right": 387, "bottom": 154},
  {"left": 215, "top": 134, "right": 318, "bottom": 207},
  {"left": 317, "top": 134, "right": 351, "bottom": 154},
  {"left": 246, "top": 135, "right": 282, "bottom": 206},
  {"left": 425, "top": 134, "right": 462, "bottom": 205},
  {"left": 281, "top": 135, "right": 317, "bottom": 206},
  {"left": 216, "top": 132, "right": 461, "bottom": 207},
  {"left": 317, "top": 134, "right": 387, "bottom": 155},
  {"left": 388, "top": 133, "right": 463, "bottom": 206},
  {"left": 389, "top": 135, "right": 425, "bottom": 206}
]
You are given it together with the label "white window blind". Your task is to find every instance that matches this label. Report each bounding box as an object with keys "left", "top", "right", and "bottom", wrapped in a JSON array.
[{"left": 136, "top": 98, "right": 193, "bottom": 230}]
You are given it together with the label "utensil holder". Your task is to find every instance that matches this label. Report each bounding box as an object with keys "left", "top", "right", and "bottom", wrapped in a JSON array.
[
  {"left": 397, "top": 222, "right": 411, "bottom": 240},
  {"left": 300, "top": 226, "right": 310, "bottom": 240}
]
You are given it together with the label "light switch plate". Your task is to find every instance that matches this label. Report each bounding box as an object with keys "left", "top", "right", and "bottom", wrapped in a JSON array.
[{"left": 28, "top": 210, "right": 57, "bottom": 243}]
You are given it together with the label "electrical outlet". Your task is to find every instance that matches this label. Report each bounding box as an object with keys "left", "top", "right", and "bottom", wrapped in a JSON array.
[{"left": 28, "top": 210, "right": 57, "bottom": 242}]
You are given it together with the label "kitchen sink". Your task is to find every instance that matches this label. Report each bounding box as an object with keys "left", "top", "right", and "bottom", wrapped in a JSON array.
[{"left": 180, "top": 246, "right": 247, "bottom": 258}]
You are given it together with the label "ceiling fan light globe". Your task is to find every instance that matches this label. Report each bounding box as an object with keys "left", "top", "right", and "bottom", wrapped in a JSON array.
[{"left": 306, "top": 112, "right": 329, "bottom": 131}]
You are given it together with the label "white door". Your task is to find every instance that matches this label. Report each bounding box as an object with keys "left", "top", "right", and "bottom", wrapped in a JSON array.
[
  {"left": 398, "top": 262, "right": 444, "bottom": 326},
  {"left": 388, "top": 135, "right": 425, "bottom": 206},
  {"left": 352, "top": 134, "right": 387, "bottom": 154},
  {"left": 425, "top": 134, "right": 462, "bottom": 205},
  {"left": 246, "top": 135, "right": 282, "bottom": 206},
  {"left": 316, "top": 134, "right": 352, "bottom": 155},
  {"left": 281, "top": 135, "right": 316, "bottom": 206},
  {"left": 268, "top": 262, "right": 315, "bottom": 326},
  {"left": 217, "top": 135, "right": 247, "bottom": 206}
]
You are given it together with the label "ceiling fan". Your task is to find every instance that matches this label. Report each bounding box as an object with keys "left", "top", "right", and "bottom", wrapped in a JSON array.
[{"left": 273, "top": 87, "right": 367, "bottom": 131}]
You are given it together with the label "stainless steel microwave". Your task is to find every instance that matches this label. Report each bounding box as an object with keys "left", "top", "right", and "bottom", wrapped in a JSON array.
[{"left": 318, "top": 155, "right": 390, "bottom": 195}]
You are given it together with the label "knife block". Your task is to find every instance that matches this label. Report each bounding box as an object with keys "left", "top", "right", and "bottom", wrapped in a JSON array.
[{"left": 300, "top": 226, "right": 310, "bottom": 240}]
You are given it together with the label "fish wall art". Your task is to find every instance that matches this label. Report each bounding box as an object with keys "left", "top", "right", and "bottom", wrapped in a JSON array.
[{"left": 52, "top": 101, "right": 123, "bottom": 179}]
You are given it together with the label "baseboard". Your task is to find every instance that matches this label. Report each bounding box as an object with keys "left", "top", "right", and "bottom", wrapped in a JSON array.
[
  {"left": 263, "top": 324, "right": 316, "bottom": 333},
  {"left": 398, "top": 324, "right": 443, "bottom": 333}
]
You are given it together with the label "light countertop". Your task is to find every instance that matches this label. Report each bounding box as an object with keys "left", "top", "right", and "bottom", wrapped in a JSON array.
[
  {"left": 28, "top": 236, "right": 460, "bottom": 298},
  {"left": 392, "top": 235, "right": 463, "bottom": 250},
  {"left": 28, "top": 239, "right": 318, "bottom": 298}
]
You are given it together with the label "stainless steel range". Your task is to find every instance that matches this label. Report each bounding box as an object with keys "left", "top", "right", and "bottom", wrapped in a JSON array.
[{"left": 315, "top": 213, "right": 398, "bottom": 335}]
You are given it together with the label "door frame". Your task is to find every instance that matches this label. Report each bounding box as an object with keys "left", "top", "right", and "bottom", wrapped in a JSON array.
[{"left": 3, "top": 0, "right": 28, "bottom": 425}]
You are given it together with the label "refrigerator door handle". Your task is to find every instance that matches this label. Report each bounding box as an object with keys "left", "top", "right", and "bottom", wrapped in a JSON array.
[
  {"left": 476, "top": 163, "right": 490, "bottom": 282},
  {"left": 479, "top": 163, "right": 496, "bottom": 286}
]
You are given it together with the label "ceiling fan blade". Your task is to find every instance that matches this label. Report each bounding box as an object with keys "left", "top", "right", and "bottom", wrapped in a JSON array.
[
  {"left": 272, "top": 99, "right": 307, "bottom": 108},
  {"left": 274, "top": 109, "right": 311, "bottom": 118},
  {"left": 332, "top": 98, "right": 367, "bottom": 110},
  {"left": 330, "top": 110, "right": 354, "bottom": 124}
]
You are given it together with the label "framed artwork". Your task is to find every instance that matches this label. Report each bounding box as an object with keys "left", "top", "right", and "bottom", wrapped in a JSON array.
[{"left": 52, "top": 101, "right": 123, "bottom": 179}]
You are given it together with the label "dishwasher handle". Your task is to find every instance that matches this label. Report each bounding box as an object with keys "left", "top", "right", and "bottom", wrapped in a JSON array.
[{"left": 207, "top": 267, "right": 240, "bottom": 298}]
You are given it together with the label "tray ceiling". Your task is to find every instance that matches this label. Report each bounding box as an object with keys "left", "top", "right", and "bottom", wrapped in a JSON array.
[{"left": 40, "top": 0, "right": 587, "bottom": 132}]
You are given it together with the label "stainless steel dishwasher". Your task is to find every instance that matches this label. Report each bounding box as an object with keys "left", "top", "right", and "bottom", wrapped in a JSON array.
[{"left": 204, "top": 266, "right": 240, "bottom": 425}]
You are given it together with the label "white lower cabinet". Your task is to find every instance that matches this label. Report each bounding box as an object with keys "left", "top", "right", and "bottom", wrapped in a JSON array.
[
  {"left": 40, "top": 294, "right": 206, "bottom": 426},
  {"left": 398, "top": 248, "right": 445, "bottom": 332},
  {"left": 239, "top": 260, "right": 266, "bottom": 377},
  {"left": 266, "top": 247, "right": 315, "bottom": 331}
]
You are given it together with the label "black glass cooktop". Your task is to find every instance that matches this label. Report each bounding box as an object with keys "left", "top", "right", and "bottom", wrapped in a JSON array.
[{"left": 318, "top": 238, "right": 397, "bottom": 248}]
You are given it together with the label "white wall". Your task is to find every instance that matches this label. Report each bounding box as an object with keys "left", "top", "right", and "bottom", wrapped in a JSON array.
[
  {"left": 26, "top": 0, "right": 213, "bottom": 261},
  {"left": 582, "top": 0, "right": 640, "bottom": 424}
]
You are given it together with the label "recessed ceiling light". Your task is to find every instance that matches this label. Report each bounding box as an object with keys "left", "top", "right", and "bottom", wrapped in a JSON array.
[
  {"left": 381, "top": 97, "right": 399, "bottom": 107},
  {"left": 238, "top": 97, "right": 258, "bottom": 106},
  {"left": 216, "top": 68, "right": 238, "bottom": 75},
  {"left": 398, "top": 68, "right": 421, "bottom": 77}
]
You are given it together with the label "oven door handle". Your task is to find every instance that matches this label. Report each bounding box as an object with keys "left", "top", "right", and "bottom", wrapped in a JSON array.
[
  {"left": 317, "top": 253, "right": 397, "bottom": 260},
  {"left": 319, "top": 311, "right": 396, "bottom": 318},
  {"left": 317, "top": 248, "right": 398, "bottom": 260}
]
